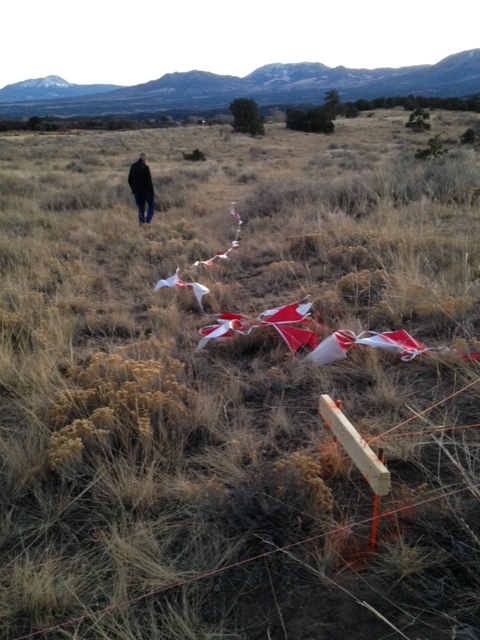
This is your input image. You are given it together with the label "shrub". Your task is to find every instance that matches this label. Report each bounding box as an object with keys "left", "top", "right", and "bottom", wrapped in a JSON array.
[
  {"left": 40, "top": 350, "right": 198, "bottom": 472},
  {"left": 406, "top": 108, "right": 431, "bottom": 131},
  {"left": 343, "top": 102, "right": 360, "bottom": 118},
  {"left": 327, "top": 245, "right": 375, "bottom": 273},
  {"left": 182, "top": 149, "right": 206, "bottom": 162},
  {"left": 386, "top": 150, "right": 480, "bottom": 203},
  {"left": 203, "top": 452, "right": 333, "bottom": 546},
  {"left": 238, "top": 180, "right": 324, "bottom": 221},
  {"left": 286, "top": 107, "right": 334, "bottom": 134},
  {"left": 336, "top": 269, "right": 388, "bottom": 306},
  {"left": 460, "top": 127, "right": 476, "bottom": 144},
  {"left": 415, "top": 134, "right": 448, "bottom": 160}
]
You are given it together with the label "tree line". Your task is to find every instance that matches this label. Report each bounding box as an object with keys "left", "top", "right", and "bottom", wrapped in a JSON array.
[
  {"left": 0, "top": 92, "right": 478, "bottom": 133},
  {"left": 351, "top": 94, "right": 480, "bottom": 113}
]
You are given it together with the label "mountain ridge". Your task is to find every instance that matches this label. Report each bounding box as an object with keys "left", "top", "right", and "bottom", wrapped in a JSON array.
[
  {"left": 0, "top": 75, "right": 122, "bottom": 103},
  {"left": 0, "top": 49, "right": 479, "bottom": 118}
]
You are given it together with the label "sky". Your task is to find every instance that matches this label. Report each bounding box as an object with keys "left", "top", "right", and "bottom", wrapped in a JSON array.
[{"left": 2, "top": 0, "right": 478, "bottom": 90}]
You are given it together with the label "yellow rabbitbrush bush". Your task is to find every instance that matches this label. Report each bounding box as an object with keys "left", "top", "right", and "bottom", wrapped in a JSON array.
[
  {"left": 198, "top": 451, "right": 333, "bottom": 545},
  {"left": 336, "top": 268, "right": 388, "bottom": 306},
  {"left": 48, "top": 418, "right": 110, "bottom": 470},
  {"left": 274, "top": 452, "right": 334, "bottom": 514},
  {"left": 42, "top": 350, "right": 196, "bottom": 470},
  {"left": 412, "top": 295, "right": 478, "bottom": 334},
  {"left": 266, "top": 260, "right": 306, "bottom": 287},
  {"left": 288, "top": 231, "right": 331, "bottom": 260},
  {"left": 413, "top": 295, "right": 476, "bottom": 318},
  {"left": 452, "top": 336, "right": 480, "bottom": 355},
  {"left": 326, "top": 245, "right": 376, "bottom": 273}
]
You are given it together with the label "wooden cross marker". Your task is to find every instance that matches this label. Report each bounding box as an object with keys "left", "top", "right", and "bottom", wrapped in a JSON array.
[{"left": 319, "top": 394, "right": 390, "bottom": 496}]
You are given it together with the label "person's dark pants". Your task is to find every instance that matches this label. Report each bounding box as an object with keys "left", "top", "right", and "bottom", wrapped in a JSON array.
[{"left": 134, "top": 192, "right": 156, "bottom": 224}]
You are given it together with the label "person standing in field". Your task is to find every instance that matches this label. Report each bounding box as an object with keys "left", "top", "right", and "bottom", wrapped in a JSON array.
[{"left": 128, "top": 152, "right": 156, "bottom": 225}]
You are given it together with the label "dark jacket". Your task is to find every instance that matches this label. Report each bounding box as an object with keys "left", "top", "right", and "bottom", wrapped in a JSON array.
[{"left": 128, "top": 159, "right": 154, "bottom": 196}]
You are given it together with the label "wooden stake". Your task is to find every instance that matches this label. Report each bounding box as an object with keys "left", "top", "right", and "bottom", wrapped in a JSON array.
[
  {"left": 370, "top": 448, "right": 385, "bottom": 548},
  {"left": 370, "top": 493, "right": 381, "bottom": 548},
  {"left": 319, "top": 395, "right": 390, "bottom": 496}
]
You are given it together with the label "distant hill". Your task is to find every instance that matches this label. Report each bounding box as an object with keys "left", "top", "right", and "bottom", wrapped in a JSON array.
[
  {"left": 0, "top": 75, "right": 123, "bottom": 103},
  {"left": 0, "top": 50, "right": 479, "bottom": 119}
]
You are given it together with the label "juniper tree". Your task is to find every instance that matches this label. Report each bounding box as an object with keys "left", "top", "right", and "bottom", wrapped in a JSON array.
[
  {"left": 406, "top": 108, "right": 431, "bottom": 131},
  {"left": 415, "top": 134, "right": 448, "bottom": 160},
  {"left": 229, "top": 98, "right": 265, "bottom": 136}
]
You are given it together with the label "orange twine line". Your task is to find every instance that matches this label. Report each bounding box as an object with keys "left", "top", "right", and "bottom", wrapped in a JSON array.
[
  {"left": 368, "top": 377, "right": 480, "bottom": 445},
  {"left": 12, "top": 482, "right": 478, "bottom": 640},
  {"left": 374, "top": 422, "right": 480, "bottom": 441}
]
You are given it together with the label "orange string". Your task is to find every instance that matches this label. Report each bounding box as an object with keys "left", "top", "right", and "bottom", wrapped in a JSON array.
[
  {"left": 374, "top": 422, "right": 480, "bottom": 441},
  {"left": 12, "top": 482, "right": 478, "bottom": 640},
  {"left": 368, "top": 377, "right": 480, "bottom": 445}
]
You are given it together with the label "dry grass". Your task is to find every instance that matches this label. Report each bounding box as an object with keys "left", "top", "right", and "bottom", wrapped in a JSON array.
[{"left": 1, "top": 111, "right": 479, "bottom": 639}]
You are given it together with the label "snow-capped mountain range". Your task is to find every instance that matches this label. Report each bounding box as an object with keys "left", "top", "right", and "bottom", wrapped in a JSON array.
[
  {"left": 0, "top": 49, "right": 479, "bottom": 118},
  {"left": 0, "top": 75, "right": 122, "bottom": 102}
]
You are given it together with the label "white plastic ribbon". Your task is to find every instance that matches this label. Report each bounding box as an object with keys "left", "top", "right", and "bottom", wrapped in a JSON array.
[{"left": 154, "top": 268, "right": 210, "bottom": 312}]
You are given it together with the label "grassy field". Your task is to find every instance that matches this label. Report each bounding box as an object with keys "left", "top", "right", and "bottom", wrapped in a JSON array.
[{"left": 1, "top": 109, "right": 479, "bottom": 640}]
